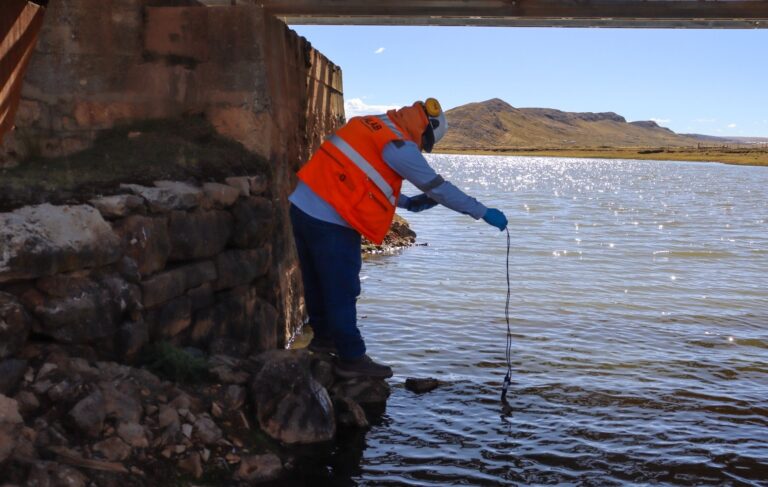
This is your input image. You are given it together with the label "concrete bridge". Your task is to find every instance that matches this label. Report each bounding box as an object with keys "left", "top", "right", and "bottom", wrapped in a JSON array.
[{"left": 257, "top": 0, "right": 768, "bottom": 29}]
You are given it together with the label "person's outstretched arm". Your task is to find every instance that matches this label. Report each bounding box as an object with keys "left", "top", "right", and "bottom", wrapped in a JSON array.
[
  {"left": 384, "top": 140, "right": 507, "bottom": 230},
  {"left": 384, "top": 140, "right": 486, "bottom": 218}
]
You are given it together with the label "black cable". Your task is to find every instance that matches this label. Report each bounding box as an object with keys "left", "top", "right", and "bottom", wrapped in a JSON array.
[{"left": 501, "top": 227, "right": 513, "bottom": 411}]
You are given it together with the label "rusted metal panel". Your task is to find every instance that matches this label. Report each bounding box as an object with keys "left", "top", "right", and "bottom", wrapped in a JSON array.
[
  {"left": 258, "top": 0, "right": 768, "bottom": 28},
  {"left": 0, "top": 0, "right": 45, "bottom": 144}
]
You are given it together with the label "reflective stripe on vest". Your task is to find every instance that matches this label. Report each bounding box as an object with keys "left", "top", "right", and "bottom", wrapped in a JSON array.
[
  {"left": 328, "top": 134, "right": 397, "bottom": 205},
  {"left": 378, "top": 115, "right": 404, "bottom": 139}
]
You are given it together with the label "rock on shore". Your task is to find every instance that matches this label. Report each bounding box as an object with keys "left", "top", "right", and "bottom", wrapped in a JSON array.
[
  {"left": 362, "top": 214, "right": 417, "bottom": 253},
  {"left": 0, "top": 343, "right": 389, "bottom": 485}
]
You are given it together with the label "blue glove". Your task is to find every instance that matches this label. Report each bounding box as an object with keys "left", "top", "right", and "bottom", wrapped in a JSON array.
[
  {"left": 482, "top": 208, "right": 508, "bottom": 231},
  {"left": 406, "top": 193, "right": 439, "bottom": 212}
]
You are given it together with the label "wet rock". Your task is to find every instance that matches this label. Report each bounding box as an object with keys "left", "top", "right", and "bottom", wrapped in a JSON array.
[
  {"left": 68, "top": 390, "right": 106, "bottom": 438},
  {"left": 120, "top": 183, "right": 200, "bottom": 213},
  {"left": 167, "top": 210, "right": 232, "bottom": 261},
  {"left": 193, "top": 415, "right": 223, "bottom": 444},
  {"left": 230, "top": 197, "right": 273, "bottom": 248},
  {"left": 332, "top": 378, "right": 391, "bottom": 407},
  {"left": 405, "top": 377, "right": 440, "bottom": 394},
  {"left": 0, "top": 292, "right": 32, "bottom": 359},
  {"left": 310, "top": 356, "right": 335, "bottom": 390},
  {"left": 92, "top": 436, "right": 132, "bottom": 462},
  {"left": 335, "top": 396, "right": 369, "bottom": 429},
  {"left": 177, "top": 451, "right": 203, "bottom": 479},
  {"left": 0, "top": 394, "right": 23, "bottom": 463},
  {"left": 202, "top": 182, "right": 240, "bottom": 208},
  {"left": 249, "top": 350, "right": 335, "bottom": 444},
  {"left": 141, "top": 260, "right": 216, "bottom": 308},
  {"left": 89, "top": 194, "right": 145, "bottom": 219},
  {"left": 213, "top": 248, "right": 270, "bottom": 291},
  {"left": 362, "top": 213, "right": 417, "bottom": 253},
  {"left": 235, "top": 453, "right": 283, "bottom": 483},
  {"left": 113, "top": 215, "right": 171, "bottom": 277},
  {"left": 117, "top": 422, "right": 149, "bottom": 448},
  {"left": 0, "top": 204, "right": 122, "bottom": 283}
]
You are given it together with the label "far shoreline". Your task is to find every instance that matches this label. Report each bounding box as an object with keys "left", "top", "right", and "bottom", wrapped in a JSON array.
[{"left": 435, "top": 146, "right": 768, "bottom": 166}]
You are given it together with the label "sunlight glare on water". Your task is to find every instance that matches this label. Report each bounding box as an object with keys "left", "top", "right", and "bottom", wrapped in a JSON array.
[{"left": 346, "top": 155, "right": 768, "bottom": 486}]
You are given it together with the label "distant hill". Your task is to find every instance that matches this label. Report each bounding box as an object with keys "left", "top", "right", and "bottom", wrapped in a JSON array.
[{"left": 437, "top": 98, "right": 715, "bottom": 150}]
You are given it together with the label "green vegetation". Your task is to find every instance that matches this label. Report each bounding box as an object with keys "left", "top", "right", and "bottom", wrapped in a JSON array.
[
  {"left": 0, "top": 116, "right": 270, "bottom": 211},
  {"left": 141, "top": 341, "right": 210, "bottom": 384}
]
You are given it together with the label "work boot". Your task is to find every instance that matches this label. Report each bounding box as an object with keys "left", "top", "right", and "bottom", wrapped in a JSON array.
[
  {"left": 335, "top": 354, "right": 393, "bottom": 379},
  {"left": 307, "top": 337, "right": 337, "bottom": 355}
]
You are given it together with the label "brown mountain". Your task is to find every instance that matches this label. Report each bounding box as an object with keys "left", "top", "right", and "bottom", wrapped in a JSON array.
[{"left": 437, "top": 98, "right": 704, "bottom": 150}]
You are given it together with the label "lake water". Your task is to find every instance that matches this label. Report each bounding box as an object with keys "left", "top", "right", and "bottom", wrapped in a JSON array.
[{"left": 306, "top": 155, "right": 768, "bottom": 486}]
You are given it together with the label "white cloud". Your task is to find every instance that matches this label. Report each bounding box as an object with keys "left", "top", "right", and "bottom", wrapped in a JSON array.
[
  {"left": 374, "top": 47, "right": 385, "bottom": 54},
  {"left": 651, "top": 118, "right": 671, "bottom": 124},
  {"left": 727, "top": 123, "right": 737, "bottom": 128},
  {"left": 344, "top": 98, "right": 400, "bottom": 118}
]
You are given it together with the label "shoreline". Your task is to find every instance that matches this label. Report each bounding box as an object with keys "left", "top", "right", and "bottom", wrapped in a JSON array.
[{"left": 435, "top": 147, "right": 768, "bottom": 166}]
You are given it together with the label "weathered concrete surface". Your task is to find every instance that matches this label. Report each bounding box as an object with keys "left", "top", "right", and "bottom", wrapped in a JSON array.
[{"left": 0, "top": 204, "right": 122, "bottom": 283}]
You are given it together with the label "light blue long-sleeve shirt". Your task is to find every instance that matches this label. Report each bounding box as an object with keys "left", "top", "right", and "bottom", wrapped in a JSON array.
[{"left": 289, "top": 136, "right": 487, "bottom": 228}]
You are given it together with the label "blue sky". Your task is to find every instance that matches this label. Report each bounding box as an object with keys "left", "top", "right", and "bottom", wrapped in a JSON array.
[{"left": 292, "top": 25, "right": 768, "bottom": 137}]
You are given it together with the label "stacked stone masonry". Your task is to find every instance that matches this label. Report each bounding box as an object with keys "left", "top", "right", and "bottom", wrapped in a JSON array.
[
  {"left": 2, "top": 1, "right": 346, "bottom": 346},
  {"left": 0, "top": 177, "right": 279, "bottom": 362}
]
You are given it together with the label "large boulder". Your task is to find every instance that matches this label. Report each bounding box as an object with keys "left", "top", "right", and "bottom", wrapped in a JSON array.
[
  {"left": 332, "top": 377, "right": 391, "bottom": 407},
  {"left": 0, "top": 292, "right": 33, "bottom": 359},
  {"left": 20, "top": 273, "right": 139, "bottom": 344},
  {"left": 248, "top": 350, "right": 335, "bottom": 444},
  {"left": 0, "top": 204, "right": 123, "bottom": 283}
]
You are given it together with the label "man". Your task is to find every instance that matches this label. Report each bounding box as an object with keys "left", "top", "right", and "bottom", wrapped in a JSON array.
[{"left": 289, "top": 98, "right": 508, "bottom": 379}]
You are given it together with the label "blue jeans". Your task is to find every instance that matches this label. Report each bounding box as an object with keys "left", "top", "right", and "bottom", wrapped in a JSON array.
[{"left": 290, "top": 204, "right": 366, "bottom": 359}]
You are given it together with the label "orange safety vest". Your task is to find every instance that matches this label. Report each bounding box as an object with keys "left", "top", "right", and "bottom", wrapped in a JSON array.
[{"left": 298, "top": 104, "right": 429, "bottom": 244}]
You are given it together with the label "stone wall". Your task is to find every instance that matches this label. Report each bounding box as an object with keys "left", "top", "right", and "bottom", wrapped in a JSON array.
[
  {"left": 0, "top": 177, "right": 281, "bottom": 361},
  {"left": 1, "top": 1, "right": 346, "bottom": 346}
]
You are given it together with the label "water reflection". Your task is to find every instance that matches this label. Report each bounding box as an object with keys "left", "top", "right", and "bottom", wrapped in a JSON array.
[{"left": 303, "top": 156, "right": 768, "bottom": 485}]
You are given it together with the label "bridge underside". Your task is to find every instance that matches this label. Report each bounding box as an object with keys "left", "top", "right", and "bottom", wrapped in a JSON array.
[{"left": 253, "top": 0, "right": 768, "bottom": 29}]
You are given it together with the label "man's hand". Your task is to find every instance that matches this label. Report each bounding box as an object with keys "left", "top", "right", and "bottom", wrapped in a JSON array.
[
  {"left": 406, "top": 193, "right": 439, "bottom": 212},
  {"left": 482, "top": 208, "right": 508, "bottom": 231}
]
